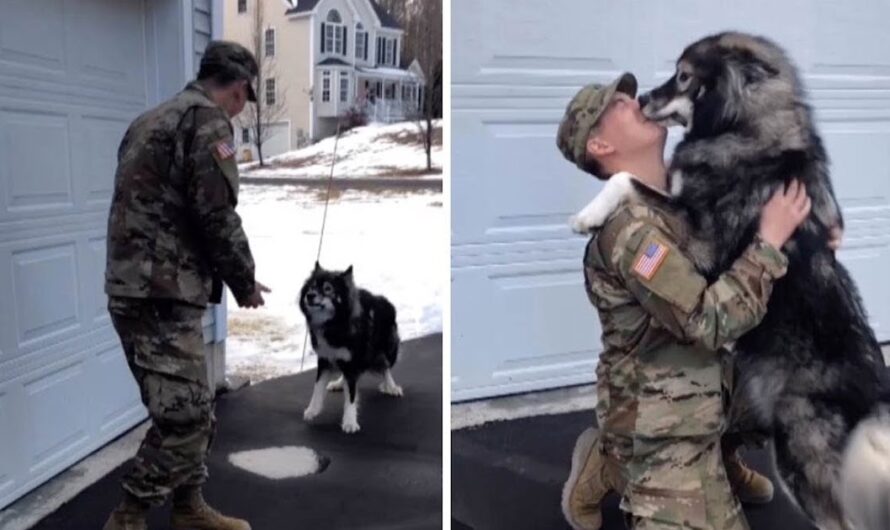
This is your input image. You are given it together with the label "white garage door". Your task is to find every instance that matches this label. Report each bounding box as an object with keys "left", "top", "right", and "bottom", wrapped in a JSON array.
[
  {"left": 0, "top": 0, "right": 202, "bottom": 510},
  {"left": 263, "top": 121, "right": 292, "bottom": 158},
  {"left": 451, "top": 1, "right": 890, "bottom": 401}
]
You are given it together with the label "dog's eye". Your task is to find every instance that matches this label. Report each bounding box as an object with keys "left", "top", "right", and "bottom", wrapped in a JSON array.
[
  {"left": 677, "top": 72, "right": 691, "bottom": 85},
  {"left": 323, "top": 283, "right": 333, "bottom": 295}
]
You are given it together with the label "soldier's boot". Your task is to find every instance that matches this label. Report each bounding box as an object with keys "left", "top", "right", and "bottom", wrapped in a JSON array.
[
  {"left": 171, "top": 486, "right": 252, "bottom": 530},
  {"left": 723, "top": 447, "right": 774, "bottom": 504},
  {"left": 561, "top": 427, "right": 628, "bottom": 530},
  {"left": 102, "top": 493, "right": 148, "bottom": 530}
]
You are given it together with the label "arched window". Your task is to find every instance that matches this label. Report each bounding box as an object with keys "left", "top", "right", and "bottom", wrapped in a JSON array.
[
  {"left": 355, "top": 22, "right": 367, "bottom": 60},
  {"left": 321, "top": 10, "right": 346, "bottom": 55}
]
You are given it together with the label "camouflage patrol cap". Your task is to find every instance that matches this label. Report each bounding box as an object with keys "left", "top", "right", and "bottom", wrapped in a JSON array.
[
  {"left": 200, "top": 41, "right": 259, "bottom": 102},
  {"left": 556, "top": 73, "right": 638, "bottom": 173}
]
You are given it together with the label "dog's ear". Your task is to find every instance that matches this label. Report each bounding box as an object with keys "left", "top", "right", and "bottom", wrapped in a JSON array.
[
  {"left": 314, "top": 261, "right": 321, "bottom": 273},
  {"left": 342, "top": 265, "right": 353, "bottom": 279},
  {"left": 741, "top": 59, "right": 778, "bottom": 84}
]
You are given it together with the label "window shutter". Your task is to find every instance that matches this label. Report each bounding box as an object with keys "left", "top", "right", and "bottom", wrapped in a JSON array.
[
  {"left": 343, "top": 27, "right": 348, "bottom": 56},
  {"left": 364, "top": 33, "right": 368, "bottom": 60},
  {"left": 321, "top": 23, "right": 326, "bottom": 53},
  {"left": 393, "top": 40, "right": 398, "bottom": 66}
]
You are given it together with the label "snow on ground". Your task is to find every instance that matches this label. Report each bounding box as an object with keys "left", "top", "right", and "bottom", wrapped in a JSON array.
[
  {"left": 226, "top": 183, "right": 444, "bottom": 382},
  {"left": 240, "top": 120, "right": 442, "bottom": 179}
]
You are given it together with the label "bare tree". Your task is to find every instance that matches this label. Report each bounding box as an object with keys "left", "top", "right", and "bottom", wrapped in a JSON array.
[
  {"left": 237, "top": 0, "right": 287, "bottom": 167},
  {"left": 404, "top": 0, "right": 442, "bottom": 171}
]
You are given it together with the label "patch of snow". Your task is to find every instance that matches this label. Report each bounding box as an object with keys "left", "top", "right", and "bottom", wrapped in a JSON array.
[
  {"left": 239, "top": 120, "right": 442, "bottom": 180},
  {"left": 226, "top": 184, "right": 443, "bottom": 381},
  {"left": 228, "top": 446, "right": 326, "bottom": 479}
]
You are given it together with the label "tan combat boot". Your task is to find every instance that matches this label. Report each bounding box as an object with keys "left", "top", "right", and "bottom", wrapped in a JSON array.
[
  {"left": 723, "top": 448, "right": 774, "bottom": 504},
  {"left": 561, "top": 427, "right": 628, "bottom": 530},
  {"left": 171, "top": 486, "right": 252, "bottom": 530},
  {"left": 102, "top": 493, "right": 148, "bottom": 530}
]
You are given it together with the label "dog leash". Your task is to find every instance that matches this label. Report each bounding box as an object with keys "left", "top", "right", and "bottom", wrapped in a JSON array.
[{"left": 299, "top": 118, "right": 343, "bottom": 372}]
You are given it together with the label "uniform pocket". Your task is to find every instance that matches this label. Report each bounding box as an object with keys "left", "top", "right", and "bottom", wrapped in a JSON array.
[{"left": 625, "top": 484, "right": 708, "bottom": 529}]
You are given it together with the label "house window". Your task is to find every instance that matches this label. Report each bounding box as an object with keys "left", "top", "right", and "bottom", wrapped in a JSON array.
[
  {"left": 385, "top": 83, "right": 395, "bottom": 100},
  {"left": 322, "top": 10, "right": 346, "bottom": 55},
  {"left": 238, "top": 0, "right": 247, "bottom": 13},
  {"left": 385, "top": 39, "right": 395, "bottom": 66},
  {"left": 265, "top": 28, "right": 275, "bottom": 57},
  {"left": 355, "top": 23, "right": 367, "bottom": 61},
  {"left": 265, "top": 78, "right": 276, "bottom": 105},
  {"left": 322, "top": 71, "right": 331, "bottom": 102},
  {"left": 339, "top": 73, "right": 349, "bottom": 103},
  {"left": 242, "top": 128, "right": 250, "bottom": 143}
]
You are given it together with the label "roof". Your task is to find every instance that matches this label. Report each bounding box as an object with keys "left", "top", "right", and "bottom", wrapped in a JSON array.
[
  {"left": 357, "top": 65, "right": 422, "bottom": 81},
  {"left": 369, "top": 1, "right": 402, "bottom": 29},
  {"left": 285, "top": 0, "right": 320, "bottom": 15},
  {"left": 317, "top": 57, "right": 351, "bottom": 67},
  {"left": 285, "top": 0, "right": 401, "bottom": 30}
]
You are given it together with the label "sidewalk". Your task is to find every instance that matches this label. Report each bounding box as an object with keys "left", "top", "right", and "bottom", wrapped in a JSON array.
[{"left": 29, "top": 334, "right": 442, "bottom": 530}]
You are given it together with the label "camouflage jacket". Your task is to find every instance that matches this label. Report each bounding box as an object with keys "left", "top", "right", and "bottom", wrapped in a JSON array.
[
  {"left": 105, "top": 81, "right": 255, "bottom": 306},
  {"left": 583, "top": 196, "right": 788, "bottom": 448}
]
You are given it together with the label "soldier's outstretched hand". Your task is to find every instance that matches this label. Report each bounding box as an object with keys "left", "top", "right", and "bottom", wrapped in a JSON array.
[{"left": 241, "top": 281, "right": 271, "bottom": 308}]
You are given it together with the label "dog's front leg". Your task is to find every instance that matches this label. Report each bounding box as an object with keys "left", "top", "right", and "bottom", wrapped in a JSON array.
[
  {"left": 304, "top": 358, "right": 333, "bottom": 421},
  {"left": 570, "top": 172, "right": 634, "bottom": 233},
  {"left": 339, "top": 366, "right": 361, "bottom": 433}
]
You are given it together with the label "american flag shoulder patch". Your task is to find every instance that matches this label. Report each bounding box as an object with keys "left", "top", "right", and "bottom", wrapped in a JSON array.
[
  {"left": 633, "top": 240, "right": 670, "bottom": 280},
  {"left": 215, "top": 140, "right": 235, "bottom": 160}
]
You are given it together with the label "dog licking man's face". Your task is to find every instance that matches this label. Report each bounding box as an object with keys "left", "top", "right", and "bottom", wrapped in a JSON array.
[{"left": 585, "top": 92, "right": 667, "bottom": 167}]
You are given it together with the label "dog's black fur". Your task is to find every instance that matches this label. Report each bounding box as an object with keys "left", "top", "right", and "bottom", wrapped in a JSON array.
[
  {"left": 299, "top": 262, "right": 400, "bottom": 433},
  {"left": 580, "top": 32, "right": 887, "bottom": 529}
]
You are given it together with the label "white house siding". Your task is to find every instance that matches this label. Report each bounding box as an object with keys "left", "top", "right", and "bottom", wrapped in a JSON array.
[
  {"left": 0, "top": 0, "right": 224, "bottom": 510},
  {"left": 451, "top": 0, "right": 890, "bottom": 401}
]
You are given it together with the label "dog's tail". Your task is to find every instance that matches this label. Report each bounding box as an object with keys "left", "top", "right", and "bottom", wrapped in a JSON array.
[{"left": 841, "top": 406, "right": 890, "bottom": 530}]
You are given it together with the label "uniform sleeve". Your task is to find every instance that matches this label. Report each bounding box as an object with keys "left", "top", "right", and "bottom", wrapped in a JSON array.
[
  {"left": 607, "top": 220, "right": 788, "bottom": 350},
  {"left": 186, "top": 108, "right": 256, "bottom": 304}
]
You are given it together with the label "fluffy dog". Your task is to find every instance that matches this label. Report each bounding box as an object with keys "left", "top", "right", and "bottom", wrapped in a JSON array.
[
  {"left": 573, "top": 32, "right": 889, "bottom": 530},
  {"left": 299, "top": 262, "right": 402, "bottom": 433}
]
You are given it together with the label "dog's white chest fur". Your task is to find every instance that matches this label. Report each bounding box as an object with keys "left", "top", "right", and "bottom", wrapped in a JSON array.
[{"left": 314, "top": 335, "right": 352, "bottom": 362}]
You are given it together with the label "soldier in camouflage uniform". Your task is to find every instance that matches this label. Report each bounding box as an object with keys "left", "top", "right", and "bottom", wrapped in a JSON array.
[
  {"left": 103, "top": 41, "right": 268, "bottom": 530},
  {"left": 555, "top": 74, "right": 813, "bottom": 529}
]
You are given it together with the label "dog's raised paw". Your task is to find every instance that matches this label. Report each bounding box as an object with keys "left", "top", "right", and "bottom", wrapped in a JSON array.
[{"left": 379, "top": 381, "right": 404, "bottom": 397}]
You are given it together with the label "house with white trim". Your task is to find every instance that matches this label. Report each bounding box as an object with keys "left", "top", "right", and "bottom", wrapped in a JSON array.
[{"left": 225, "top": 0, "right": 426, "bottom": 159}]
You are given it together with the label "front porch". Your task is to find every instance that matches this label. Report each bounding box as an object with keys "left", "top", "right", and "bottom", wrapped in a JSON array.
[{"left": 314, "top": 61, "right": 425, "bottom": 137}]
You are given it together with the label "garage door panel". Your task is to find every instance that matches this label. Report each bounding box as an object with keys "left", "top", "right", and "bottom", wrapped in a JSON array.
[
  {"left": 451, "top": 260, "right": 601, "bottom": 401},
  {"left": 452, "top": 110, "right": 601, "bottom": 245},
  {"left": 87, "top": 236, "right": 110, "bottom": 324},
  {"left": 93, "top": 345, "right": 143, "bottom": 435},
  {"left": 0, "top": 390, "right": 14, "bottom": 496},
  {"left": 2, "top": 109, "right": 73, "bottom": 212},
  {"left": 0, "top": 0, "right": 66, "bottom": 72},
  {"left": 24, "top": 360, "right": 90, "bottom": 476},
  {"left": 12, "top": 242, "right": 81, "bottom": 350},
  {"left": 452, "top": 2, "right": 632, "bottom": 86},
  {"left": 81, "top": 115, "right": 128, "bottom": 208},
  {"left": 69, "top": 0, "right": 148, "bottom": 96}
]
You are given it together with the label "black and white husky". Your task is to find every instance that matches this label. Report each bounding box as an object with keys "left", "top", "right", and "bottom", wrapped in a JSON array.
[
  {"left": 299, "top": 262, "right": 402, "bottom": 433},
  {"left": 573, "top": 32, "right": 889, "bottom": 530}
]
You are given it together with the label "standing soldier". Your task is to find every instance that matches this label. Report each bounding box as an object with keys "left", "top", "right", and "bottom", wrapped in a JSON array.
[
  {"left": 103, "top": 41, "right": 269, "bottom": 530},
  {"left": 556, "top": 74, "right": 811, "bottom": 529}
]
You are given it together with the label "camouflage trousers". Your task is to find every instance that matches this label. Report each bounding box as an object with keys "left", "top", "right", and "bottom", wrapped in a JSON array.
[
  {"left": 108, "top": 296, "right": 215, "bottom": 506},
  {"left": 622, "top": 435, "right": 748, "bottom": 530}
]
